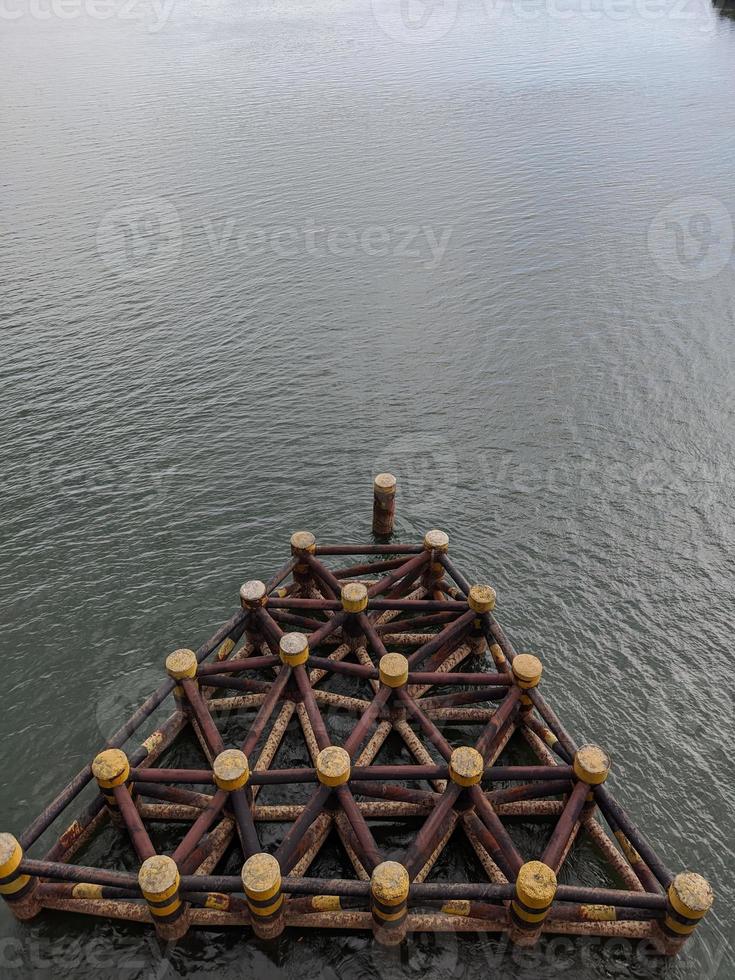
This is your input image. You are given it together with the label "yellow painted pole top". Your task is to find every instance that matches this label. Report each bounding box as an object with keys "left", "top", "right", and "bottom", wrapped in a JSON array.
[
  {"left": 379, "top": 653, "right": 409, "bottom": 688},
  {"left": 91, "top": 748, "right": 130, "bottom": 788},
  {"left": 573, "top": 744, "right": 611, "bottom": 785},
  {"left": 341, "top": 582, "right": 368, "bottom": 613},
  {"left": 468, "top": 584, "right": 496, "bottom": 613},
  {"left": 316, "top": 746, "right": 351, "bottom": 786},
  {"left": 213, "top": 749, "right": 250, "bottom": 791},
  {"left": 240, "top": 580, "right": 267, "bottom": 608},
  {"left": 279, "top": 632, "right": 309, "bottom": 666},
  {"left": 165, "top": 648, "right": 198, "bottom": 680}
]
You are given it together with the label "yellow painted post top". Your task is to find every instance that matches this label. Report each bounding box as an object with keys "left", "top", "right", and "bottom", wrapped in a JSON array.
[
  {"left": 165, "top": 648, "right": 198, "bottom": 681},
  {"left": 279, "top": 632, "right": 309, "bottom": 667},
  {"left": 512, "top": 654, "right": 543, "bottom": 689},
  {"left": 423, "top": 529, "right": 449, "bottom": 553},
  {"left": 573, "top": 744, "right": 611, "bottom": 785},
  {"left": 515, "top": 861, "right": 557, "bottom": 909},
  {"left": 374, "top": 473, "right": 397, "bottom": 495},
  {"left": 240, "top": 580, "right": 267, "bottom": 609},
  {"left": 0, "top": 834, "right": 23, "bottom": 879},
  {"left": 341, "top": 582, "right": 368, "bottom": 613},
  {"left": 290, "top": 531, "right": 316, "bottom": 554},
  {"left": 668, "top": 872, "right": 714, "bottom": 919},
  {"left": 139, "top": 855, "right": 180, "bottom": 901},
  {"left": 449, "top": 747, "right": 485, "bottom": 787},
  {"left": 213, "top": 749, "right": 250, "bottom": 791},
  {"left": 379, "top": 653, "right": 409, "bottom": 688},
  {"left": 316, "top": 746, "right": 351, "bottom": 786},
  {"left": 91, "top": 749, "right": 130, "bottom": 789},
  {"left": 468, "top": 584, "right": 496, "bottom": 613},
  {"left": 242, "top": 853, "right": 281, "bottom": 901},
  {"left": 371, "top": 861, "right": 409, "bottom": 905}
]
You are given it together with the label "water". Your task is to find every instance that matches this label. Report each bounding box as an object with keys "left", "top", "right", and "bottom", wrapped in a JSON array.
[{"left": 1, "top": 0, "right": 734, "bottom": 976}]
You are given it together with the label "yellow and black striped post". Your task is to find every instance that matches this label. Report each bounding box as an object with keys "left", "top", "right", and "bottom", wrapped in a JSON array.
[
  {"left": 422, "top": 529, "right": 449, "bottom": 593},
  {"left": 372, "top": 473, "right": 397, "bottom": 536},
  {"left": 510, "top": 861, "right": 557, "bottom": 946},
  {"left": 165, "top": 648, "right": 198, "bottom": 711},
  {"left": 512, "top": 653, "right": 543, "bottom": 719},
  {"left": 467, "top": 584, "right": 496, "bottom": 654},
  {"left": 290, "top": 531, "right": 316, "bottom": 596},
  {"left": 242, "top": 852, "right": 285, "bottom": 939},
  {"left": 0, "top": 834, "right": 40, "bottom": 921},
  {"left": 656, "top": 871, "right": 714, "bottom": 955},
  {"left": 139, "top": 854, "right": 188, "bottom": 940},
  {"left": 91, "top": 748, "right": 132, "bottom": 827},
  {"left": 371, "top": 860, "right": 409, "bottom": 945}
]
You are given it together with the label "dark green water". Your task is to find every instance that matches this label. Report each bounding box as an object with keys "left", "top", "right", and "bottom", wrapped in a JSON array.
[{"left": 1, "top": 1, "right": 734, "bottom": 977}]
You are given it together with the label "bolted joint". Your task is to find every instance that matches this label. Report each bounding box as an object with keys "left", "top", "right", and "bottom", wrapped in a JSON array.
[
  {"left": 279, "top": 632, "right": 309, "bottom": 667},
  {"left": 139, "top": 855, "right": 188, "bottom": 940},
  {"left": 379, "top": 653, "right": 409, "bottom": 688},
  {"left": 242, "top": 853, "right": 285, "bottom": 939},
  {"left": 240, "top": 580, "right": 267, "bottom": 609},
  {"left": 371, "top": 860, "right": 409, "bottom": 945},
  {"left": 423, "top": 529, "right": 449, "bottom": 553},
  {"left": 449, "top": 747, "right": 484, "bottom": 787},
  {"left": 165, "top": 648, "right": 198, "bottom": 681},
  {"left": 468, "top": 584, "right": 496, "bottom": 613},
  {"left": 341, "top": 582, "right": 368, "bottom": 614},
  {"left": 573, "top": 745, "right": 611, "bottom": 786},
  {"left": 0, "top": 833, "right": 39, "bottom": 920},
  {"left": 213, "top": 749, "right": 250, "bottom": 791},
  {"left": 511, "top": 861, "right": 557, "bottom": 944},
  {"left": 316, "top": 746, "right": 351, "bottom": 787}
]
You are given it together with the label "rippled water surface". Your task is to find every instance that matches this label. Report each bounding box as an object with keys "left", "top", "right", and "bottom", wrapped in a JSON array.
[{"left": 1, "top": 1, "right": 734, "bottom": 977}]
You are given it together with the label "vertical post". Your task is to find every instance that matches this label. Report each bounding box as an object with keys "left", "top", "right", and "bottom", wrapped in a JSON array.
[
  {"left": 372, "top": 473, "right": 397, "bottom": 537},
  {"left": 467, "top": 584, "right": 496, "bottom": 656},
  {"left": 371, "top": 860, "right": 409, "bottom": 945},
  {"left": 242, "top": 853, "right": 285, "bottom": 939},
  {"left": 279, "top": 632, "right": 309, "bottom": 668},
  {"left": 573, "top": 743, "right": 610, "bottom": 819},
  {"left": 290, "top": 532, "right": 317, "bottom": 597},
  {"left": 165, "top": 648, "right": 198, "bottom": 712},
  {"left": 139, "top": 854, "right": 188, "bottom": 940},
  {"left": 512, "top": 653, "right": 543, "bottom": 721},
  {"left": 422, "top": 529, "right": 449, "bottom": 594},
  {"left": 240, "top": 580, "right": 268, "bottom": 649},
  {"left": 655, "top": 872, "right": 714, "bottom": 955},
  {"left": 341, "top": 583, "right": 369, "bottom": 651},
  {"left": 379, "top": 653, "right": 409, "bottom": 690},
  {"left": 91, "top": 749, "right": 132, "bottom": 827},
  {"left": 0, "top": 834, "right": 40, "bottom": 921},
  {"left": 510, "top": 861, "right": 557, "bottom": 946}
]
